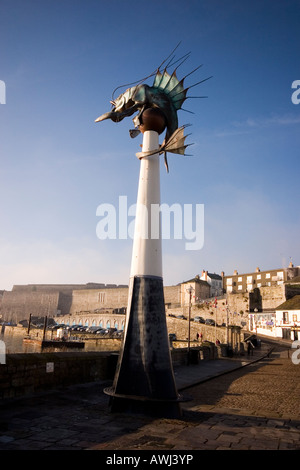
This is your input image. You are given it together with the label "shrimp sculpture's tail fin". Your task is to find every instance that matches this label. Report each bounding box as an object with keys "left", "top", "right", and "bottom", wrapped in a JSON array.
[{"left": 136, "top": 124, "right": 193, "bottom": 173}]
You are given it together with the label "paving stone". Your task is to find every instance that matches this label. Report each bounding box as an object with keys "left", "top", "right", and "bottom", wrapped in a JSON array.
[
  {"left": 1, "top": 345, "right": 300, "bottom": 450},
  {"left": 0, "top": 435, "right": 14, "bottom": 443}
]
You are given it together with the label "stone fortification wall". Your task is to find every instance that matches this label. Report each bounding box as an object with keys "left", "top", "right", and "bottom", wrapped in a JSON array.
[
  {"left": 11, "top": 283, "right": 109, "bottom": 292},
  {"left": 258, "top": 284, "right": 285, "bottom": 310},
  {"left": 0, "top": 283, "right": 181, "bottom": 324},
  {"left": 164, "top": 285, "right": 181, "bottom": 306},
  {"left": 226, "top": 292, "right": 249, "bottom": 315},
  {"left": 225, "top": 284, "right": 285, "bottom": 315},
  {"left": 56, "top": 312, "right": 126, "bottom": 330},
  {"left": 166, "top": 317, "right": 227, "bottom": 344},
  {"left": 69, "top": 287, "right": 129, "bottom": 313},
  {"left": 69, "top": 285, "right": 181, "bottom": 314},
  {"left": 0, "top": 291, "right": 60, "bottom": 324}
]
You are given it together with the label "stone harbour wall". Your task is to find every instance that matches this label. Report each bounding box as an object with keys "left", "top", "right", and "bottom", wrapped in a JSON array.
[
  {"left": 0, "top": 352, "right": 115, "bottom": 399},
  {"left": 0, "top": 345, "right": 220, "bottom": 400}
]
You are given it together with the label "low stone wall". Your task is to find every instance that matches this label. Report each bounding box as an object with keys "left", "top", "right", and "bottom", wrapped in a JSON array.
[
  {"left": 0, "top": 344, "right": 220, "bottom": 400},
  {"left": 166, "top": 317, "right": 227, "bottom": 344},
  {"left": 0, "top": 352, "right": 115, "bottom": 400}
]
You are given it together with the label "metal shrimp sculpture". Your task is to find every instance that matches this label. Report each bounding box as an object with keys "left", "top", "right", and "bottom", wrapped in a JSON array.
[{"left": 95, "top": 46, "right": 211, "bottom": 171}]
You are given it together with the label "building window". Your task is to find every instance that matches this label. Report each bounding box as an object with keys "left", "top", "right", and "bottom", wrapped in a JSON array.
[
  {"left": 277, "top": 271, "right": 284, "bottom": 280},
  {"left": 238, "top": 277, "right": 242, "bottom": 282},
  {"left": 266, "top": 273, "right": 270, "bottom": 279},
  {"left": 283, "top": 312, "right": 289, "bottom": 324},
  {"left": 227, "top": 278, "right": 232, "bottom": 286},
  {"left": 238, "top": 285, "right": 242, "bottom": 290},
  {"left": 257, "top": 283, "right": 261, "bottom": 287},
  {"left": 247, "top": 276, "right": 252, "bottom": 283},
  {"left": 292, "top": 314, "right": 297, "bottom": 323},
  {"left": 99, "top": 292, "right": 105, "bottom": 303},
  {"left": 257, "top": 274, "right": 261, "bottom": 280}
]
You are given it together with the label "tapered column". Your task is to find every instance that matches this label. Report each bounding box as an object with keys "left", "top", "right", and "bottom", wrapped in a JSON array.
[
  {"left": 104, "top": 115, "right": 181, "bottom": 417},
  {"left": 129, "top": 130, "right": 162, "bottom": 279}
]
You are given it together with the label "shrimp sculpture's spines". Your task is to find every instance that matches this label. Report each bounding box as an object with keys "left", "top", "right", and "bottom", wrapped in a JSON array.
[{"left": 95, "top": 50, "right": 211, "bottom": 171}]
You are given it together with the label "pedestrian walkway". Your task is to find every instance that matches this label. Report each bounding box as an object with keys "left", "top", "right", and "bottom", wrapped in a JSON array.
[
  {"left": 0, "top": 342, "right": 281, "bottom": 451},
  {"left": 175, "top": 341, "right": 272, "bottom": 390}
]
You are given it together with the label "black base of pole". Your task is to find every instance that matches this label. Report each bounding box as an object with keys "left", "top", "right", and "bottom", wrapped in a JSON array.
[
  {"left": 107, "top": 275, "right": 180, "bottom": 417},
  {"left": 106, "top": 393, "right": 182, "bottom": 419}
]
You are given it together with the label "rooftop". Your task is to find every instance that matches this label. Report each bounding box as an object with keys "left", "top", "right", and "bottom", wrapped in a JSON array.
[
  {"left": 276, "top": 295, "right": 300, "bottom": 310},
  {"left": 182, "top": 276, "right": 210, "bottom": 286},
  {"left": 285, "top": 276, "right": 300, "bottom": 284}
]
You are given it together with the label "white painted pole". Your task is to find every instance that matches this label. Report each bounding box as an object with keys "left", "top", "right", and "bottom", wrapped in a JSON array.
[
  {"left": 106, "top": 111, "right": 181, "bottom": 417},
  {"left": 130, "top": 130, "right": 162, "bottom": 279}
]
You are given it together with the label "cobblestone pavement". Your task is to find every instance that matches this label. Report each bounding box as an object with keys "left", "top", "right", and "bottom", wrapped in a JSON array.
[{"left": 0, "top": 346, "right": 300, "bottom": 451}]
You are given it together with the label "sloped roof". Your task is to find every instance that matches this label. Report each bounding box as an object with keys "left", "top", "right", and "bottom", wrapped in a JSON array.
[
  {"left": 207, "top": 272, "right": 222, "bottom": 280},
  {"left": 276, "top": 295, "right": 300, "bottom": 310},
  {"left": 285, "top": 276, "right": 300, "bottom": 284},
  {"left": 182, "top": 277, "right": 210, "bottom": 287}
]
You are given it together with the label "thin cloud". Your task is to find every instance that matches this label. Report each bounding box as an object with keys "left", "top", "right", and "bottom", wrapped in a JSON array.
[
  {"left": 233, "top": 114, "right": 300, "bottom": 128},
  {"left": 213, "top": 113, "right": 300, "bottom": 138}
]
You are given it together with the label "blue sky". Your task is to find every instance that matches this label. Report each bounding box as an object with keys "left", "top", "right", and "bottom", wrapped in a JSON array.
[{"left": 0, "top": 0, "right": 299, "bottom": 290}]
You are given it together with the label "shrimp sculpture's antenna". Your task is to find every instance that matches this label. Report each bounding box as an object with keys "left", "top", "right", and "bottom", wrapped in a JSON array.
[{"left": 96, "top": 44, "right": 212, "bottom": 171}]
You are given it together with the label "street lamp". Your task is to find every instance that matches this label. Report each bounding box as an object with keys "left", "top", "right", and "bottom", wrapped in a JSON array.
[{"left": 186, "top": 286, "right": 194, "bottom": 365}]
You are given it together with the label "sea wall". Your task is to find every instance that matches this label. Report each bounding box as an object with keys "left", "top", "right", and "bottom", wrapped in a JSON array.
[
  {"left": 0, "top": 352, "right": 114, "bottom": 399},
  {"left": 0, "top": 345, "right": 219, "bottom": 400}
]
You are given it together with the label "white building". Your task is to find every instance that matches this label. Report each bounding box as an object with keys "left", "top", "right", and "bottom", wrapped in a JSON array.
[
  {"left": 200, "top": 271, "right": 223, "bottom": 297},
  {"left": 275, "top": 295, "right": 300, "bottom": 341},
  {"left": 248, "top": 295, "right": 300, "bottom": 340}
]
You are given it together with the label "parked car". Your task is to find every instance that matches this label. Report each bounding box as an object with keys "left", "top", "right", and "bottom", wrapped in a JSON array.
[
  {"left": 112, "top": 330, "right": 124, "bottom": 337},
  {"left": 95, "top": 328, "right": 106, "bottom": 334},
  {"left": 194, "top": 316, "right": 205, "bottom": 324},
  {"left": 103, "top": 327, "right": 117, "bottom": 335},
  {"left": 49, "top": 324, "right": 65, "bottom": 330},
  {"left": 205, "top": 318, "right": 215, "bottom": 326},
  {"left": 176, "top": 315, "right": 187, "bottom": 320},
  {"left": 86, "top": 326, "right": 102, "bottom": 333}
]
